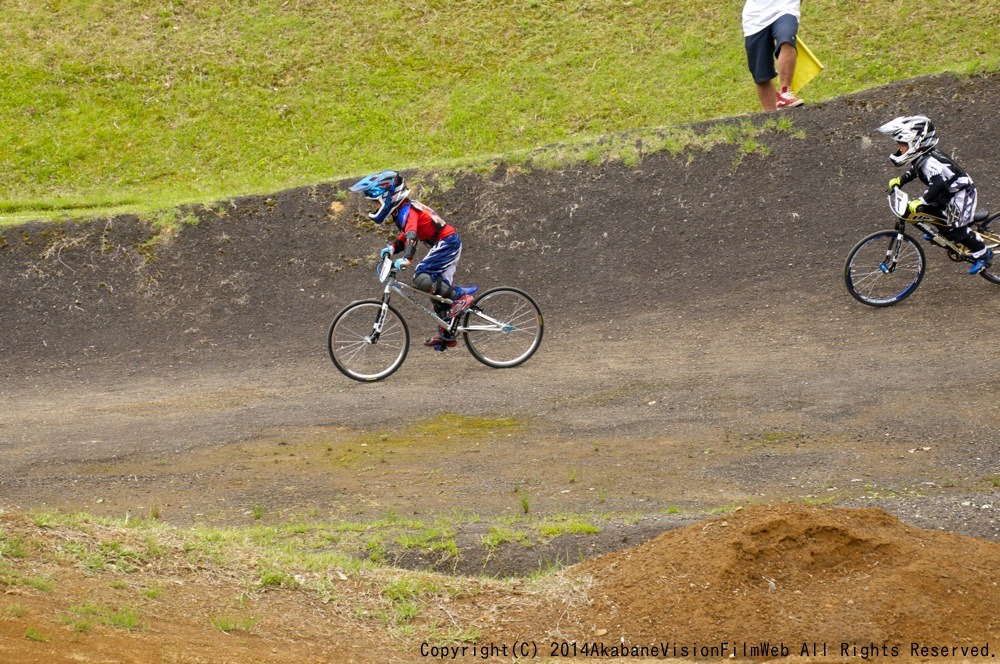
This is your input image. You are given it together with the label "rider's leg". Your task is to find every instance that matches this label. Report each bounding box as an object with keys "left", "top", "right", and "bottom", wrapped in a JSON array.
[
  {"left": 414, "top": 235, "right": 471, "bottom": 320},
  {"left": 413, "top": 271, "right": 455, "bottom": 308},
  {"left": 942, "top": 225, "right": 987, "bottom": 256},
  {"left": 424, "top": 278, "right": 461, "bottom": 350},
  {"left": 942, "top": 224, "right": 991, "bottom": 274},
  {"left": 433, "top": 279, "right": 457, "bottom": 321}
]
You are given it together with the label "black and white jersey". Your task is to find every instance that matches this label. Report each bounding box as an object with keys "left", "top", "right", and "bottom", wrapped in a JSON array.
[{"left": 900, "top": 149, "right": 974, "bottom": 209}]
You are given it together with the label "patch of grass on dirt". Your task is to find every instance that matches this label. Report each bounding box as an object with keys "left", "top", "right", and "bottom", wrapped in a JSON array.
[
  {"left": 706, "top": 503, "right": 746, "bottom": 515},
  {"left": 65, "top": 602, "right": 144, "bottom": 632},
  {"left": 482, "top": 526, "right": 530, "bottom": 550},
  {"left": 5, "top": 603, "right": 26, "bottom": 619},
  {"left": 23, "top": 626, "right": 49, "bottom": 642},
  {"left": 23, "top": 575, "right": 55, "bottom": 592},
  {"left": 730, "top": 428, "right": 812, "bottom": 450},
  {"left": 0, "top": 533, "right": 30, "bottom": 559},
  {"left": 136, "top": 207, "right": 203, "bottom": 251},
  {"left": 210, "top": 614, "right": 259, "bottom": 633},
  {"left": 56, "top": 534, "right": 167, "bottom": 574},
  {"left": 228, "top": 414, "right": 522, "bottom": 472},
  {"left": 538, "top": 517, "right": 601, "bottom": 538},
  {"left": 258, "top": 568, "right": 299, "bottom": 590},
  {"left": 141, "top": 583, "right": 164, "bottom": 600},
  {"left": 374, "top": 575, "right": 448, "bottom": 628},
  {"left": 58, "top": 611, "right": 95, "bottom": 634},
  {"left": 409, "top": 413, "right": 521, "bottom": 440},
  {"left": 802, "top": 495, "right": 838, "bottom": 506},
  {"left": 396, "top": 527, "right": 460, "bottom": 558},
  {"left": 527, "top": 556, "right": 570, "bottom": 581}
]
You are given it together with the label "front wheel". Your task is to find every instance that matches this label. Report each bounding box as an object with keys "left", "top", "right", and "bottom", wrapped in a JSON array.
[
  {"left": 844, "top": 231, "right": 926, "bottom": 306},
  {"left": 975, "top": 213, "right": 1000, "bottom": 284},
  {"left": 328, "top": 300, "right": 409, "bottom": 381},
  {"left": 461, "top": 288, "right": 543, "bottom": 368}
]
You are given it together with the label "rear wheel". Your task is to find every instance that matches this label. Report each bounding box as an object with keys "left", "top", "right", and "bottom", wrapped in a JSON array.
[
  {"left": 462, "top": 288, "right": 543, "bottom": 368},
  {"left": 975, "top": 214, "right": 1000, "bottom": 284},
  {"left": 328, "top": 300, "right": 409, "bottom": 381},
  {"left": 844, "top": 231, "right": 925, "bottom": 306}
]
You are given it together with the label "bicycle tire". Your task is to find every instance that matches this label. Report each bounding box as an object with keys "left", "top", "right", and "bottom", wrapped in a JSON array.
[
  {"left": 462, "top": 287, "right": 543, "bottom": 369},
  {"left": 844, "top": 230, "right": 926, "bottom": 307},
  {"left": 975, "top": 213, "right": 1000, "bottom": 284},
  {"left": 328, "top": 300, "right": 409, "bottom": 382}
]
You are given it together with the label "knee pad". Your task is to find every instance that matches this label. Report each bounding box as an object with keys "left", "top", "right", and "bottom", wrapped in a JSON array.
[{"left": 413, "top": 272, "right": 434, "bottom": 293}]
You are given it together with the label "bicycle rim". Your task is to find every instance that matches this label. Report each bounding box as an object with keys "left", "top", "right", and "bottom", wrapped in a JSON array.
[
  {"left": 979, "top": 263, "right": 1000, "bottom": 284},
  {"left": 462, "top": 288, "right": 543, "bottom": 368},
  {"left": 845, "top": 231, "right": 925, "bottom": 306},
  {"left": 328, "top": 301, "right": 409, "bottom": 381},
  {"left": 976, "top": 216, "right": 1000, "bottom": 284}
]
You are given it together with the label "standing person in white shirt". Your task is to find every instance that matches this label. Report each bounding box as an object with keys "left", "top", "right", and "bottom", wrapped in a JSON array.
[{"left": 742, "top": 0, "right": 803, "bottom": 111}]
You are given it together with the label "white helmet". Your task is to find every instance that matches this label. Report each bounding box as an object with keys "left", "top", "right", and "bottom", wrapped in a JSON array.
[{"left": 877, "top": 115, "right": 938, "bottom": 167}]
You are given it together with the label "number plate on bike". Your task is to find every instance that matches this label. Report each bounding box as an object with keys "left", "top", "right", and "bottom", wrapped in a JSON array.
[
  {"left": 890, "top": 189, "right": 909, "bottom": 218},
  {"left": 378, "top": 257, "right": 393, "bottom": 283}
]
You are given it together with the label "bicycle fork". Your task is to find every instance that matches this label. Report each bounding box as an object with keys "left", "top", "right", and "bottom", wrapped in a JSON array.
[
  {"left": 366, "top": 289, "right": 395, "bottom": 344},
  {"left": 880, "top": 232, "right": 908, "bottom": 274}
]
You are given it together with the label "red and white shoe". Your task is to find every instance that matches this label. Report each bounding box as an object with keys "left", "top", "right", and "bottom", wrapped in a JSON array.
[
  {"left": 447, "top": 294, "right": 475, "bottom": 319},
  {"left": 424, "top": 327, "right": 458, "bottom": 351},
  {"left": 776, "top": 87, "right": 803, "bottom": 109}
]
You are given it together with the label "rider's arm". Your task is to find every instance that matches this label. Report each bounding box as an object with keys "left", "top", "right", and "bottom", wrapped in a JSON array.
[
  {"left": 922, "top": 173, "right": 952, "bottom": 208},
  {"left": 890, "top": 167, "right": 916, "bottom": 192},
  {"left": 898, "top": 166, "right": 917, "bottom": 187},
  {"left": 402, "top": 231, "right": 418, "bottom": 260},
  {"left": 399, "top": 206, "right": 420, "bottom": 260}
]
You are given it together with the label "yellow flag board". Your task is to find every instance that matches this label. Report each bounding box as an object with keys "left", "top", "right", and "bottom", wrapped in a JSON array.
[{"left": 791, "top": 37, "right": 824, "bottom": 94}]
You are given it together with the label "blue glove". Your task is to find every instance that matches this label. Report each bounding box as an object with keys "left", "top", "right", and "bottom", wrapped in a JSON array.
[
  {"left": 906, "top": 198, "right": 924, "bottom": 217},
  {"left": 393, "top": 257, "right": 411, "bottom": 271},
  {"left": 379, "top": 246, "right": 393, "bottom": 260}
]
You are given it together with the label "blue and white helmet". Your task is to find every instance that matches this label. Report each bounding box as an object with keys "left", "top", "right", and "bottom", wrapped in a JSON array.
[
  {"left": 349, "top": 170, "right": 410, "bottom": 224},
  {"left": 877, "top": 115, "right": 938, "bottom": 167}
]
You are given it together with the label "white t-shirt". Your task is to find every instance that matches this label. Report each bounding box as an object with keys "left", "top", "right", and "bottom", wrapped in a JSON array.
[{"left": 742, "top": 0, "right": 801, "bottom": 36}]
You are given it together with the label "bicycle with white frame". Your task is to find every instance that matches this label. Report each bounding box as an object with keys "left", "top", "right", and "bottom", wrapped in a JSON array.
[{"left": 328, "top": 256, "right": 544, "bottom": 381}]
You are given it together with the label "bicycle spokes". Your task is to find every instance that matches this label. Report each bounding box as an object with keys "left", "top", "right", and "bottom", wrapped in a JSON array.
[
  {"left": 845, "top": 231, "right": 926, "bottom": 307},
  {"left": 462, "top": 288, "right": 543, "bottom": 368},
  {"left": 328, "top": 301, "right": 410, "bottom": 381}
]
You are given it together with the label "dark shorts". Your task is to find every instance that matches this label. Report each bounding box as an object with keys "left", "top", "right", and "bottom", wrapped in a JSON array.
[{"left": 744, "top": 14, "right": 798, "bottom": 84}]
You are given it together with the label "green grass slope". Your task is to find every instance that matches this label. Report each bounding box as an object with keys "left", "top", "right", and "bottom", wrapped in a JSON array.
[{"left": 1, "top": 0, "right": 996, "bottom": 221}]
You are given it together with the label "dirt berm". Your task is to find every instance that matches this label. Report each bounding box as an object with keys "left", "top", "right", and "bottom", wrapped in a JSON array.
[{"left": 1, "top": 73, "right": 998, "bottom": 661}]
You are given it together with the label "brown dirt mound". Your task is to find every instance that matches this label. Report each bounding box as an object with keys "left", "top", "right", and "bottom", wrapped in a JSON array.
[{"left": 539, "top": 504, "right": 1000, "bottom": 649}]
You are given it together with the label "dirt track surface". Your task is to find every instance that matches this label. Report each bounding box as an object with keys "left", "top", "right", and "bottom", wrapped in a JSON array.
[{"left": 1, "top": 73, "right": 999, "bottom": 661}]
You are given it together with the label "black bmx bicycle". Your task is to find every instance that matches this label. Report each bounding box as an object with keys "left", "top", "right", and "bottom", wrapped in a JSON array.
[
  {"left": 328, "top": 257, "right": 544, "bottom": 381},
  {"left": 844, "top": 188, "right": 1000, "bottom": 306}
]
